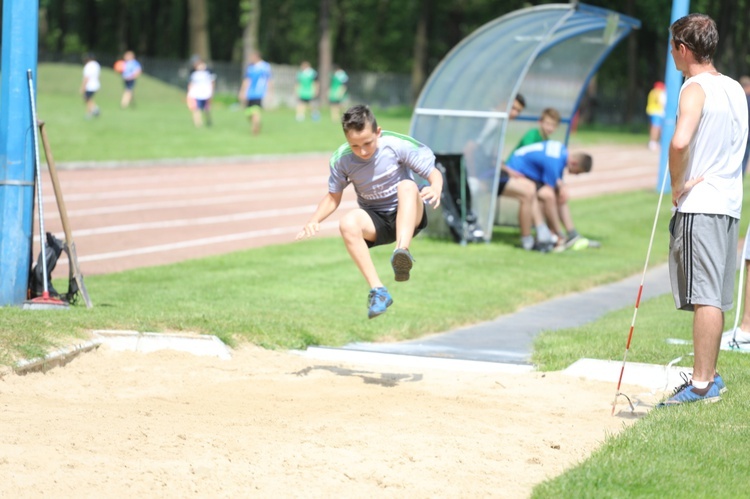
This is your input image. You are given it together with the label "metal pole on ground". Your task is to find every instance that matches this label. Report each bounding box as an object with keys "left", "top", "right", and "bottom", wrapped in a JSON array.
[
  {"left": 0, "top": 0, "right": 40, "bottom": 306},
  {"left": 656, "top": 0, "right": 690, "bottom": 193}
]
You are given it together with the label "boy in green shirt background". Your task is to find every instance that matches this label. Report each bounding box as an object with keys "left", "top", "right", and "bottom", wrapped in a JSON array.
[
  {"left": 329, "top": 65, "right": 349, "bottom": 122},
  {"left": 296, "top": 61, "right": 319, "bottom": 121}
]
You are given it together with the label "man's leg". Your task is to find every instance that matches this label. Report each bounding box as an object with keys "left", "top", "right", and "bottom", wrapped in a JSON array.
[
  {"left": 500, "top": 177, "right": 536, "bottom": 239},
  {"left": 692, "top": 304, "right": 724, "bottom": 382},
  {"left": 740, "top": 259, "right": 750, "bottom": 330},
  {"left": 538, "top": 186, "right": 563, "bottom": 237},
  {"left": 557, "top": 185, "right": 576, "bottom": 236},
  {"left": 338, "top": 209, "right": 382, "bottom": 289},
  {"left": 252, "top": 109, "right": 262, "bottom": 135}
]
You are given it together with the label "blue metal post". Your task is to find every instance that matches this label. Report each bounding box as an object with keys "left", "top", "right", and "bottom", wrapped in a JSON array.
[
  {"left": 0, "top": 0, "right": 39, "bottom": 306},
  {"left": 656, "top": 0, "right": 690, "bottom": 192}
]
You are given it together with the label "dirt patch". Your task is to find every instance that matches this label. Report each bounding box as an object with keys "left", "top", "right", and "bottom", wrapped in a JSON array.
[{"left": 0, "top": 344, "right": 651, "bottom": 497}]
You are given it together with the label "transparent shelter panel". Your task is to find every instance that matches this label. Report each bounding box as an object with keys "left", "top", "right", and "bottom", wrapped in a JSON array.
[{"left": 410, "top": 3, "right": 641, "bottom": 243}]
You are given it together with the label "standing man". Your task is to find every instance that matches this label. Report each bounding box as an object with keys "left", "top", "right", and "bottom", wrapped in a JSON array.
[
  {"left": 661, "top": 13, "right": 748, "bottom": 406},
  {"left": 80, "top": 53, "right": 101, "bottom": 118},
  {"left": 120, "top": 50, "right": 142, "bottom": 109},
  {"left": 238, "top": 51, "right": 273, "bottom": 135},
  {"left": 296, "top": 105, "right": 443, "bottom": 319}
]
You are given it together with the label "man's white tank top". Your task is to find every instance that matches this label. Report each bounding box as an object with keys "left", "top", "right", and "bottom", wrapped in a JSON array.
[{"left": 677, "top": 72, "right": 748, "bottom": 218}]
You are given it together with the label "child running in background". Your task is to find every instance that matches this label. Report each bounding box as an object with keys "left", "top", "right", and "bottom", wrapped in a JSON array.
[
  {"left": 80, "top": 53, "right": 101, "bottom": 118},
  {"left": 329, "top": 65, "right": 349, "bottom": 121},
  {"left": 296, "top": 105, "right": 443, "bottom": 319},
  {"left": 295, "top": 61, "right": 319, "bottom": 121},
  {"left": 119, "top": 50, "right": 142, "bottom": 109},
  {"left": 238, "top": 51, "right": 273, "bottom": 135},
  {"left": 187, "top": 60, "right": 216, "bottom": 127}
]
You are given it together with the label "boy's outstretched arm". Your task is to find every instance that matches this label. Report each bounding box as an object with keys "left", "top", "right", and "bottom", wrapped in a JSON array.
[
  {"left": 296, "top": 191, "right": 343, "bottom": 239},
  {"left": 420, "top": 168, "right": 443, "bottom": 208}
]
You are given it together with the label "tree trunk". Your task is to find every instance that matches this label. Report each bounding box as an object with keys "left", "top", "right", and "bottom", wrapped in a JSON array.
[
  {"left": 241, "top": 0, "right": 261, "bottom": 66},
  {"left": 38, "top": 7, "right": 49, "bottom": 58},
  {"left": 318, "top": 0, "right": 333, "bottom": 107},
  {"left": 118, "top": 0, "right": 129, "bottom": 54},
  {"left": 410, "top": 0, "right": 429, "bottom": 104},
  {"left": 740, "top": 0, "right": 750, "bottom": 76},
  {"left": 187, "top": 0, "right": 211, "bottom": 62},
  {"left": 624, "top": 0, "right": 638, "bottom": 124}
]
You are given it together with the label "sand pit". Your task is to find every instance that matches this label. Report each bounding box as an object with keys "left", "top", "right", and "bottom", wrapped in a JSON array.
[{"left": 0, "top": 343, "right": 655, "bottom": 497}]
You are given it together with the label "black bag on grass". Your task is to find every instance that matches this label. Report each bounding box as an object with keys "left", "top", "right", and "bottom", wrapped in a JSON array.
[
  {"left": 435, "top": 154, "right": 483, "bottom": 244},
  {"left": 29, "top": 232, "right": 65, "bottom": 299}
]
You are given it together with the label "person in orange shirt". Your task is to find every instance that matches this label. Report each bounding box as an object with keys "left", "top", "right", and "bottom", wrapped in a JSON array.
[{"left": 646, "top": 81, "right": 666, "bottom": 151}]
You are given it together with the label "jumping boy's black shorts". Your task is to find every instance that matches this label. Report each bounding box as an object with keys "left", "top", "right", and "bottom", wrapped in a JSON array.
[{"left": 364, "top": 208, "right": 428, "bottom": 248}]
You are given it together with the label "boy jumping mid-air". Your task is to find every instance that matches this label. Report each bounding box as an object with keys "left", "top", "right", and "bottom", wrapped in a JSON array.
[{"left": 296, "top": 105, "right": 443, "bottom": 319}]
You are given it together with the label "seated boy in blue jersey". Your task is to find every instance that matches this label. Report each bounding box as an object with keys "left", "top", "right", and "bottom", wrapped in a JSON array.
[
  {"left": 296, "top": 105, "right": 443, "bottom": 319},
  {"left": 499, "top": 141, "right": 592, "bottom": 251}
]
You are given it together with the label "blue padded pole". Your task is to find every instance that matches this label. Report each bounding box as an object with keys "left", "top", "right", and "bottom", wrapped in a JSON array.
[
  {"left": 656, "top": 0, "right": 690, "bottom": 193},
  {"left": 0, "top": 0, "right": 39, "bottom": 306}
]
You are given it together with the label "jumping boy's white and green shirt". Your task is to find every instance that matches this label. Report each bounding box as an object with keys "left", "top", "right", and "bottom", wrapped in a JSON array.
[{"left": 328, "top": 131, "right": 436, "bottom": 212}]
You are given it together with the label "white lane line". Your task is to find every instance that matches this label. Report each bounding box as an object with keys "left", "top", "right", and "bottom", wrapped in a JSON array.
[
  {"left": 52, "top": 168, "right": 316, "bottom": 189},
  {"left": 46, "top": 201, "right": 357, "bottom": 239},
  {"left": 57, "top": 221, "right": 340, "bottom": 264},
  {"left": 55, "top": 175, "right": 328, "bottom": 202},
  {"left": 56, "top": 189, "right": 334, "bottom": 217}
]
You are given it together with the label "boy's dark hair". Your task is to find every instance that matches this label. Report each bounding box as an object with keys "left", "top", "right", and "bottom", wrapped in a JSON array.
[
  {"left": 515, "top": 93, "right": 526, "bottom": 108},
  {"left": 342, "top": 105, "right": 378, "bottom": 134},
  {"left": 670, "top": 13, "right": 718, "bottom": 64}
]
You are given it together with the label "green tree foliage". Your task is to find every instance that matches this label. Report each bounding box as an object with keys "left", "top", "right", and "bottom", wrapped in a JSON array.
[{"left": 33, "top": 0, "right": 750, "bottom": 118}]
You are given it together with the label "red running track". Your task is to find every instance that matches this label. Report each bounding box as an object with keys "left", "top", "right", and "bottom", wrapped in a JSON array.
[{"left": 34, "top": 144, "right": 660, "bottom": 278}]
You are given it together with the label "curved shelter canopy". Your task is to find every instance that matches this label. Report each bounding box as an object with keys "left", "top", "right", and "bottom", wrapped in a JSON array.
[{"left": 410, "top": 3, "right": 640, "bottom": 243}]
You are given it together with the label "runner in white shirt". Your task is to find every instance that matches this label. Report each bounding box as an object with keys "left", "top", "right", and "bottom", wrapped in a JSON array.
[
  {"left": 80, "top": 53, "right": 101, "bottom": 118},
  {"left": 187, "top": 61, "right": 216, "bottom": 127}
]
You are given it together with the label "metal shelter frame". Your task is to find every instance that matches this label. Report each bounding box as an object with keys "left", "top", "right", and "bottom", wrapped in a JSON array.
[{"left": 409, "top": 3, "right": 641, "bottom": 244}]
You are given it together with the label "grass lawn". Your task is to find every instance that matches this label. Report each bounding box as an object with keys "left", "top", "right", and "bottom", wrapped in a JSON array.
[
  {"left": 531, "top": 291, "right": 750, "bottom": 498},
  {"left": 36, "top": 63, "right": 412, "bottom": 163},
  {"left": 5, "top": 63, "right": 749, "bottom": 497}
]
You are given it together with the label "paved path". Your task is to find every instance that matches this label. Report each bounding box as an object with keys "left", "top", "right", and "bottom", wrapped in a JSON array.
[{"left": 343, "top": 265, "right": 672, "bottom": 365}]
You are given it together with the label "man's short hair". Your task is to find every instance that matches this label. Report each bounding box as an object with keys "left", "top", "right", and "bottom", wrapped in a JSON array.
[
  {"left": 342, "top": 105, "right": 378, "bottom": 134},
  {"left": 574, "top": 152, "right": 593, "bottom": 173},
  {"left": 670, "top": 13, "right": 718, "bottom": 64}
]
